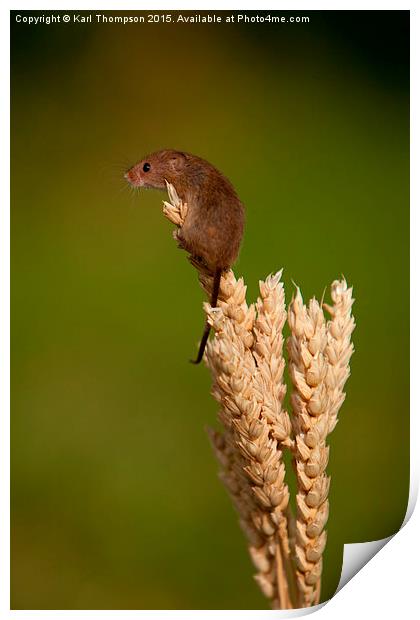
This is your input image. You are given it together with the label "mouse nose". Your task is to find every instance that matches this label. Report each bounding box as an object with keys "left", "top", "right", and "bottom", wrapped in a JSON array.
[{"left": 124, "top": 171, "right": 135, "bottom": 185}]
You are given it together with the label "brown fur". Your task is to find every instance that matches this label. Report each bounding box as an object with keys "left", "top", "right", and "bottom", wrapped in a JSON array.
[{"left": 125, "top": 150, "right": 244, "bottom": 272}]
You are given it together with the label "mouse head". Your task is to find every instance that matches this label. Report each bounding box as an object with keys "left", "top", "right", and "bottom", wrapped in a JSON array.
[{"left": 125, "top": 150, "right": 187, "bottom": 190}]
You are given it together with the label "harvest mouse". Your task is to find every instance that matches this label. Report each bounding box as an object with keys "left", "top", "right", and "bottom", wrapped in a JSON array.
[{"left": 125, "top": 149, "right": 245, "bottom": 364}]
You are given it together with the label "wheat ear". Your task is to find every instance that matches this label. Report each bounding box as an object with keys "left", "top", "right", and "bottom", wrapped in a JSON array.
[
  {"left": 287, "top": 285, "right": 354, "bottom": 607},
  {"left": 204, "top": 291, "right": 291, "bottom": 609},
  {"left": 251, "top": 273, "right": 296, "bottom": 606},
  {"left": 323, "top": 280, "right": 356, "bottom": 434}
]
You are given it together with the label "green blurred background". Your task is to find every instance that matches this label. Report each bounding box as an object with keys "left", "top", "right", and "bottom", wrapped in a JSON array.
[{"left": 11, "top": 10, "right": 409, "bottom": 610}]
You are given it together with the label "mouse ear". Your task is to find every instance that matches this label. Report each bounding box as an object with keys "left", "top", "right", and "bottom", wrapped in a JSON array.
[{"left": 168, "top": 152, "right": 187, "bottom": 172}]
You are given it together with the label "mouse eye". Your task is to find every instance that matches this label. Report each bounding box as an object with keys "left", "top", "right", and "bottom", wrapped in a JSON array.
[{"left": 143, "top": 163, "right": 151, "bottom": 172}]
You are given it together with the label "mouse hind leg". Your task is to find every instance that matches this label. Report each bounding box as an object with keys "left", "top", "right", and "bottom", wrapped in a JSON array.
[{"left": 175, "top": 229, "right": 209, "bottom": 270}]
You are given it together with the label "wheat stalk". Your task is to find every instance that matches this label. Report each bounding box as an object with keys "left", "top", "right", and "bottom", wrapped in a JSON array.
[{"left": 161, "top": 182, "right": 354, "bottom": 609}]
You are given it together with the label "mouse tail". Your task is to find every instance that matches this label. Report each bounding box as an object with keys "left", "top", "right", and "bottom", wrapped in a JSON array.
[
  {"left": 190, "top": 268, "right": 222, "bottom": 365},
  {"left": 210, "top": 267, "right": 222, "bottom": 307}
]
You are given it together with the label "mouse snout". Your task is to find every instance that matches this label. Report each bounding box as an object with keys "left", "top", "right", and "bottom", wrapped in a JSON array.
[{"left": 124, "top": 168, "right": 142, "bottom": 187}]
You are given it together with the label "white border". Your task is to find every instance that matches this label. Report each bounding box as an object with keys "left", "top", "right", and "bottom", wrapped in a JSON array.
[{"left": 2, "top": 3, "right": 416, "bottom": 618}]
